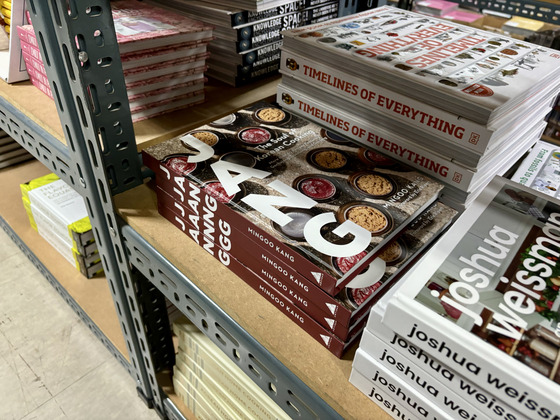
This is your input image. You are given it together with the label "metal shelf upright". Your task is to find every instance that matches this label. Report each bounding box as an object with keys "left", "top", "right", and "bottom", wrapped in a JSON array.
[
  {"left": 7, "top": 0, "right": 388, "bottom": 419},
  {"left": 6, "top": 0, "right": 173, "bottom": 413}
]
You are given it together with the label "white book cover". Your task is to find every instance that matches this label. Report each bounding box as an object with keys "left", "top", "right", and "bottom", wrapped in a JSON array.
[
  {"left": 30, "top": 203, "right": 76, "bottom": 266},
  {"left": 280, "top": 48, "right": 494, "bottom": 150},
  {"left": 361, "top": 315, "right": 524, "bottom": 419},
  {"left": 173, "top": 319, "right": 289, "bottom": 419},
  {"left": 281, "top": 6, "right": 560, "bottom": 124},
  {"left": 511, "top": 140, "right": 560, "bottom": 200},
  {"left": 353, "top": 347, "right": 487, "bottom": 420},
  {"left": 277, "top": 82, "right": 544, "bottom": 192},
  {"left": 349, "top": 365, "right": 449, "bottom": 420},
  {"left": 173, "top": 365, "right": 244, "bottom": 420},
  {"left": 383, "top": 175, "right": 560, "bottom": 418},
  {"left": 172, "top": 369, "right": 222, "bottom": 420},
  {"left": 27, "top": 179, "right": 88, "bottom": 234},
  {"left": 280, "top": 72, "right": 556, "bottom": 168}
]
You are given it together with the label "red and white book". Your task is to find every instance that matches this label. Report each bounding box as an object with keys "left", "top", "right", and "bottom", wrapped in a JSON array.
[
  {"left": 111, "top": 0, "right": 213, "bottom": 54},
  {"left": 120, "top": 40, "right": 210, "bottom": 70},
  {"left": 382, "top": 175, "right": 560, "bottom": 418},
  {"left": 277, "top": 81, "right": 545, "bottom": 193},
  {"left": 280, "top": 48, "right": 558, "bottom": 155},
  {"left": 123, "top": 54, "right": 209, "bottom": 83},
  {"left": 130, "top": 91, "right": 205, "bottom": 122},
  {"left": 281, "top": 6, "right": 560, "bottom": 125}
]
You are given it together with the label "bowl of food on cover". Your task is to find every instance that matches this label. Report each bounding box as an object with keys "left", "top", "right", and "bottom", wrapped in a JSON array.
[
  {"left": 161, "top": 154, "right": 200, "bottom": 176},
  {"left": 252, "top": 107, "right": 290, "bottom": 125},
  {"left": 307, "top": 147, "right": 350, "bottom": 172},
  {"left": 337, "top": 201, "right": 393, "bottom": 236},
  {"left": 349, "top": 171, "right": 396, "bottom": 199},
  {"left": 271, "top": 207, "right": 321, "bottom": 241},
  {"left": 237, "top": 126, "right": 274, "bottom": 145},
  {"left": 293, "top": 174, "right": 339, "bottom": 202},
  {"left": 184, "top": 130, "right": 221, "bottom": 147}
]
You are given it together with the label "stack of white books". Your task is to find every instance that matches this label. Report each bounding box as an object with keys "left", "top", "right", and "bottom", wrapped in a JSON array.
[
  {"left": 172, "top": 317, "right": 291, "bottom": 420},
  {"left": 17, "top": 0, "right": 213, "bottom": 122},
  {"left": 21, "top": 173, "right": 103, "bottom": 278},
  {"left": 277, "top": 6, "right": 560, "bottom": 209},
  {"left": 0, "top": 129, "right": 33, "bottom": 168},
  {"left": 149, "top": 0, "right": 338, "bottom": 86},
  {"left": 351, "top": 175, "right": 560, "bottom": 419}
]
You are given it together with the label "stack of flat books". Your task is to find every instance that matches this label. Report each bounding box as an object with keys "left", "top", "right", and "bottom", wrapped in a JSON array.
[
  {"left": 352, "top": 175, "right": 560, "bottom": 419},
  {"left": 142, "top": 101, "right": 450, "bottom": 357},
  {"left": 17, "top": 0, "right": 213, "bottom": 122},
  {"left": 172, "top": 317, "right": 291, "bottom": 419},
  {"left": 277, "top": 6, "right": 560, "bottom": 209},
  {"left": 150, "top": 0, "right": 338, "bottom": 86},
  {"left": 0, "top": 129, "right": 33, "bottom": 168},
  {"left": 20, "top": 173, "right": 103, "bottom": 278}
]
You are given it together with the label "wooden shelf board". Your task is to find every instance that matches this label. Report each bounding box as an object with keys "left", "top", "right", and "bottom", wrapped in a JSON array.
[
  {"left": 115, "top": 183, "right": 386, "bottom": 420},
  {"left": 0, "top": 159, "right": 129, "bottom": 360},
  {"left": 0, "top": 76, "right": 279, "bottom": 152}
]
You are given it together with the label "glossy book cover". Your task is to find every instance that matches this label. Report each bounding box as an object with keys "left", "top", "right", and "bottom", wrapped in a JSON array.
[{"left": 142, "top": 102, "right": 443, "bottom": 295}]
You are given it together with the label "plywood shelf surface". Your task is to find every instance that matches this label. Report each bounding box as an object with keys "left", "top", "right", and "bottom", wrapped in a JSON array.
[
  {"left": 115, "top": 183, "right": 385, "bottom": 420},
  {"left": 0, "top": 159, "right": 128, "bottom": 360}
]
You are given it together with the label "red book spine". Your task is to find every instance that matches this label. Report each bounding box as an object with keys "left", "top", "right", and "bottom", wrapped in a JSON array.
[
  {"left": 155, "top": 182, "right": 357, "bottom": 325},
  {"left": 144, "top": 154, "right": 347, "bottom": 296},
  {"left": 156, "top": 186, "right": 365, "bottom": 341},
  {"left": 158, "top": 202, "right": 364, "bottom": 357}
]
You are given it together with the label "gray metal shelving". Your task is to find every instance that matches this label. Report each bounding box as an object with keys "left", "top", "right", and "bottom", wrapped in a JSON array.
[
  {"left": 9, "top": 0, "right": 557, "bottom": 418},
  {"left": 4, "top": 0, "right": 359, "bottom": 418}
]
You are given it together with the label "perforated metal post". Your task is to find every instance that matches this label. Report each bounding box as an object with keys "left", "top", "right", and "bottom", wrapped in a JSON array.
[{"left": 26, "top": 0, "right": 173, "bottom": 414}]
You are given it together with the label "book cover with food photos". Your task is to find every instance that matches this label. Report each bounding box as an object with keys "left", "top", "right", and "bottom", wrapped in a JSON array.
[
  {"left": 157, "top": 180, "right": 456, "bottom": 336},
  {"left": 111, "top": 0, "right": 213, "bottom": 53},
  {"left": 383, "top": 176, "right": 560, "bottom": 419},
  {"left": 142, "top": 102, "right": 443, "bottom": 296},
  {"left": 281, "top": 6, "right": 560, "bottom": 123}
]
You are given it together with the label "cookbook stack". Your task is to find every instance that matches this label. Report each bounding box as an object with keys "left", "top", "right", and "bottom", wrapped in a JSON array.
[
  {"left": 142, "top": 101, "right": 452, "bottom": 357},
  {"left": 20, "top": 173, "right": 103, "bottom": 278},
  {"left": 17, "top": 0, "right": 213, "bottom": 122},
  {"left": 0, "top": 129, "right": 33, "bottom": 168},
  {"left": 352, "top": 175, "right": 560, "bottom": 419},
  {"left": 172, "top": 316, "right": 291, "bottom": 419},
  {"left": 150, "top": 0, "right": 338, "bottom": 86},
  {"left": 277, "top": 6, "right": 560, "bottom": 210}
]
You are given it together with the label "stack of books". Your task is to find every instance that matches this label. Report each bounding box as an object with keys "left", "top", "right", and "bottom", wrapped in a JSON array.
[
  {"left": 150, "top": 0, "right": 338, "bottom": 86},
  {"left": 142, "top": 101, "right": 452, "bottom": 357},
  {"left": 172, "top": 316, "right": 290, "bottom": 419},
  {"left": 351, "top": 175, "right": 560, "bottom": 419},
  {"left": 0, "top": 129, "right": 33, "bottom": 168},
  {"left": 277, "top": 6, "right": 560, "bottom": 209},
  {"left": 20, "top": 173, "right": 103, "bottom": 278},
  {"left": 16, "top": 0, "right": 213, "bottom": 122}
]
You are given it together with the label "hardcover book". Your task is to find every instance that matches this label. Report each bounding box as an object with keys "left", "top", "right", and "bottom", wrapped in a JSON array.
[
  {"left": 279, "top": 48, "right": 559, "bottom": 154},
  {"left": 277, "top": 81, "right": 545, "bottom": 193},
  {"left": 281, "top": 6, "right": 560, "bottom": 125},
  {"left": 362, "top": 306, "right": 524, "bottom": 419},
  {"left": 383, "top": 175, "right": 560, "bottom": 418},
  {"left": 158, "top": 174, "right": 456, "bottom": 336},
  {"left": 511, "top": 140, "right": 560, "bottom": 200},
  {"left": 151, "top": 0, "right": 335, "bottom": 28},
  {"left": 111, "top": 0, "right": 213, "bottom": 54},
  {"left": 142, "top": 102, "right": 443, "bottom": 295}
]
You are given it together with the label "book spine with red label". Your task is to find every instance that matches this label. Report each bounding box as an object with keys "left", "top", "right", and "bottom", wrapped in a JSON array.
[
  {"left": 155, "top": 182, "right": 356, "bottom": 326},
  {"left": 279, "top": 49, "right": 492, "bottom": 153},
  {"left": 157, "top": 187, "right": 366, "bottom": 341},
  {"left": 157, "top": 202, "right": 364, "bottom": 357},
  {"left": 143, "top": 156, "right": 350, "bottom": 296}
]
